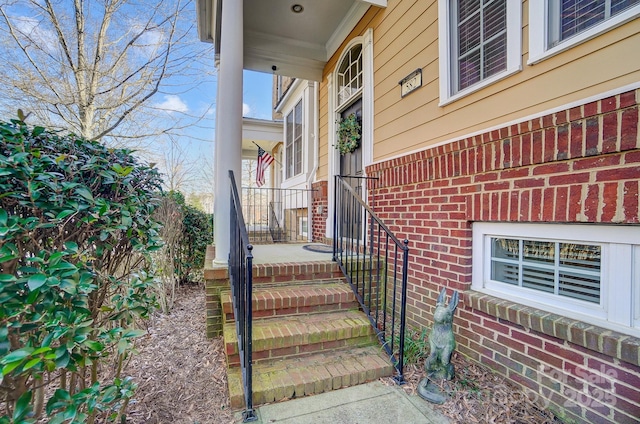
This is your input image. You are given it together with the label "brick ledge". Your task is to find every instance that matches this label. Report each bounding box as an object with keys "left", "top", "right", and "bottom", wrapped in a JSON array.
[{"left": 464, "top": 291, "right": 640, "bottom": 367}]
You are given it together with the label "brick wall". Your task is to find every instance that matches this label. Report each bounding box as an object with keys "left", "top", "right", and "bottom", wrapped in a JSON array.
[
  {"left": 311, "top": 180, "right": 329, "bottom": 242},
  {"left": 364, "top": 89, "right": 640, "bottom": 423}
]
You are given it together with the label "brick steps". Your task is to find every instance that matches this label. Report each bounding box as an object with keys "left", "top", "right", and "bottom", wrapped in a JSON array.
[
  {"left": 224, "top": 310, "right": 377, "bottom": 367},
  {"left": 221, "top": 282, "right": 356, "bottom": 321},
  {"left": 223, "top": 264, "right": 395, "bottom": 409},
  {"left": 227, "top": 345, "right": 394, "bottom": 408}
]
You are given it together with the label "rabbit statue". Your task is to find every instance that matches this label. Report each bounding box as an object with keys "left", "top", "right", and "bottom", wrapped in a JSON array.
[
  {"left": 425, "top": 288, "right": 459, "bottom": 380},
  {"left": 418, "top": 288, "right": 459, "bottom": 403}
]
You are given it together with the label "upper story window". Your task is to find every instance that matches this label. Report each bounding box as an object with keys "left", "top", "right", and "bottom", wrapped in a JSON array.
[
  {"left": 472, "top": 223, "right": 640, "bottom": 337},
  {"left": 285, "top": 99, "right": 303, "bottom": 179},
  {"left": 337, "top": 44, "right": 362, "bottom": 109},
  {"left": 529, "top": 0, "right": 640, "bottom": 63},
  {"left": 438, "top": 0, "right": 521, "bottom": 105}
]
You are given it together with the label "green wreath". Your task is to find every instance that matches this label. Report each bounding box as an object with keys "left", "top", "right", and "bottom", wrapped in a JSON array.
[{"left": 336, "top": 113, "right": 361, "bottom": 155}]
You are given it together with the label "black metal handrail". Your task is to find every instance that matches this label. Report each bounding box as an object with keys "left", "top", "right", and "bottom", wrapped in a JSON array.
[
  {"left": 228, "top": 171, "right": 257, "bottom": 422},
  {"left": 333, "top": 175, "right": 409, "bottom": 384}
]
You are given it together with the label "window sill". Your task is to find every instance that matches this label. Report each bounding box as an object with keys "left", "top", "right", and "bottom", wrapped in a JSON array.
[
  {"left": 464, "top": 291, "right": 640, "bottom": 367},
  {"left": 282, "top": 174, "right": 306, "bottom": 189},
  {"left": 439, "top": 67, "right": 521, "bottom": 107}
]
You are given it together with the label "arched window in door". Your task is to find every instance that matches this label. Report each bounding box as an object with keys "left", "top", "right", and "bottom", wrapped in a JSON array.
[{"left": 337, "top": 44, "right": 363, "bottom": 109}]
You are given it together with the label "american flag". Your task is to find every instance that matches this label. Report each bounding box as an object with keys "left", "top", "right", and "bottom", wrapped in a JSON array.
[{"left": 255, "top": 145, "right": 274, "bottom": 187}]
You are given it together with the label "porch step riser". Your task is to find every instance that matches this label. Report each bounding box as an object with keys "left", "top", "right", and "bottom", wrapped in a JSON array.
[
  {"left": 252, "top": 263, "right": 343, "bottom": 285},
  {"left": 221, "top": 284, "right": 357, "bottom": 322},
  {"left": 226, "top": 335, "right": 376, "bottom": 367},
  {"left": 224, "top": 310, "right": 377, "bottom": 367},
  {"left": 227, "top": 346, "right": 395, "bottom": 409}
]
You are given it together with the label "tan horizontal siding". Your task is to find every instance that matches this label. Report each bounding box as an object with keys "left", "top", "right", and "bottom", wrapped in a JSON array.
[{"left": 320, "top": 1, "right": 640, "bottom": 174}]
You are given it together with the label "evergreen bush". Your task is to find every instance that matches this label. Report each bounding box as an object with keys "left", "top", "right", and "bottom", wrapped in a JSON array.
[{"left": 0, "top": 118, "right": 163, "bottom": 422}]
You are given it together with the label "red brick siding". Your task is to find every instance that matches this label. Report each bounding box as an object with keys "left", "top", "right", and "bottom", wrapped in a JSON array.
[
  {"left": 364, "top": 89, "right": 640, "bottom": 423},
  {"left": 311, "top": 180, "right": 329, "bottom": 242}
]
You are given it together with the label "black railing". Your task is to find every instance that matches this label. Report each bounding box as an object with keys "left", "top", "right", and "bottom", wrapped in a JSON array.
[
  {"left": 333, "top": 175, "right": 409, "bottom": 384},
  {"left": 228, "top": 171, "right": 257, "bottom": 422},
  {"left": 242, "top": 187, "right": 314, "bottom": 243}
]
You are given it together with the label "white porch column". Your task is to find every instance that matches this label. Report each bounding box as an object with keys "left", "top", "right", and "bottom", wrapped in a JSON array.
[{"left": 214, "top": 0, "right": 243, "bottom": 264}]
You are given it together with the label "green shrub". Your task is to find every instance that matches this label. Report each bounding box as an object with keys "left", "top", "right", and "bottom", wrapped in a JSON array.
[
  {"left": 168, "top": 191, "right": 213, "bottom": 285},
  {"left": 0, "top": 119, "right": 162, "bottom": 422}
]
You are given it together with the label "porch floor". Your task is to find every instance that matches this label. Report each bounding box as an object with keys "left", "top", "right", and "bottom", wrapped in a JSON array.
[{"left": 250, "top": 243, "right": 334, "bottom": 264}]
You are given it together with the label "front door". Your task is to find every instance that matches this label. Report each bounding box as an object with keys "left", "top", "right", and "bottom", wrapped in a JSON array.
[{"left": 338, "top": 99, "right": 363, "bottom": 242}]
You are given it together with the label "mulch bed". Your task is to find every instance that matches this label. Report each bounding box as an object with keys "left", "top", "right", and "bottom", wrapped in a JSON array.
[
  {"left": 126, "top": 285, "right": 234, "bottom": 424},
  {"left": 125, "top": 286, "right": 560, "bottom": 423},
  {"left": 384, "top": 357, "right": 559, "bottom": 424}
]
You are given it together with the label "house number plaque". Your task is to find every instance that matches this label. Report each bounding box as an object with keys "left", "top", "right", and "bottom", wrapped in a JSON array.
[{"left": 399, "top": 68, "right": 422, "bottom": 98}]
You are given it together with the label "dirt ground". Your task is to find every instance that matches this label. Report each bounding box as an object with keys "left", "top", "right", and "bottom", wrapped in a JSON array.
[{"left": 125, "top": 286, "right": 558, "bottom": 424}]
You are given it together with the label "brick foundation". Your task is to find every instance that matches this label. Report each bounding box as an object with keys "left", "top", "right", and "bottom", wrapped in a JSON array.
[{"left": 360, "top": 89, "right": 640, "bottom": 423}]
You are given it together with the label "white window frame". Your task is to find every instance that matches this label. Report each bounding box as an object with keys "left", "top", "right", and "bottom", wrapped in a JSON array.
[
  {"left": 284, "top": 99, "right": 304, "bottom": 182},
  {"left": 529, "top": 1, "right": 640, "bottom": 64},
  {"left": 299, "top": 216, "right": 308, "bottom": 238},
  {"left": 472, "top": 222, "right": 640, "bottom": 337},
  {"left": 438, "top": 0, "right": 522, "bottom": 106}
]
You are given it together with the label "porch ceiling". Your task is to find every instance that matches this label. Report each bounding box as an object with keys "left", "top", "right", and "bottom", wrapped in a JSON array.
[
  {"left": 196, "top": 0, "right": 386, "bottom": 81},
  {"left": 242, "top": 117, "right": 282, "bottom": 160}
]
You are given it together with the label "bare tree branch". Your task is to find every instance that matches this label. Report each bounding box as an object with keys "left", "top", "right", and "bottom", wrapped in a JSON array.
[{"left": 0, "top": 0, "right": 215, "bottom": 143}]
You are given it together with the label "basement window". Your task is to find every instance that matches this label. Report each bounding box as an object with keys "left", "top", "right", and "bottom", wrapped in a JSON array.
[{"left": 472, "top": 222, "right": 640, "bottom": 337}]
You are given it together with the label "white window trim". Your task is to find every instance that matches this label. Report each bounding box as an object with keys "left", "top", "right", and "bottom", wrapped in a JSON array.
[
  {"left": 528, "top": 2, "right": 640, "bottom": 65},
  {"left": 472, "top": 222, "right": 640, "bottom": 337},
  {"left": 280, "top": 80, "right": 315, "bottom": 189},
  {"left": 438, "top": 0, "right": 522, "bottom": 106},
  {"left": 284, "top": 99, "right": 304, "bottom": 181},
  {"left": 299, "top": 216, "right": 308, "bottom": 238}
]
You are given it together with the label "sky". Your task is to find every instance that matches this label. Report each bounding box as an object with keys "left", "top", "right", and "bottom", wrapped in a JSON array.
[
  {"left": 0, "top": 1, "right": 276, "bottom": 200},
  {"left": 242, "top": 71, "right": 275, "bottom": 121},
  {"left": 175, "top": 69, "right": 275, "bottom": 194}
]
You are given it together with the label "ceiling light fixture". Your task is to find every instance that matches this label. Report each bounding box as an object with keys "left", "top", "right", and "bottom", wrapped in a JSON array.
[{"left": 291, "top": 4, "right": 304, "bottom": 13}]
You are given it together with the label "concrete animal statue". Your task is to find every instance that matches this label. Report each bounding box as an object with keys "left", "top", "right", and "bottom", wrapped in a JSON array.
[{"left": 424, "top": 288, "right": 459, "bottom": 381}]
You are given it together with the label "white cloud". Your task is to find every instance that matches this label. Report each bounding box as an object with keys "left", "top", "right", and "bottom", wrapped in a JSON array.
[
  {"left": 156, "top": 95, "right": 189, "bottom": 113},
  {"left": 13, "top": 15, "right": 57, "bottom": 54},
  {"left": 243, "top": 103, "right": 251, "bottom": 116}
]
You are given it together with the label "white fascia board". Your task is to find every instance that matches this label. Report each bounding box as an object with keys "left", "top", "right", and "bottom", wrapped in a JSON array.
[
  {"left": 358, "top": 0, "right": 387, "bottom": 7},
  {"left": 325, "top": 2, "right": 370, "bottom": 61}
]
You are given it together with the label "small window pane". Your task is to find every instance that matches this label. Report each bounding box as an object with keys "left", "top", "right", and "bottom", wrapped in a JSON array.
[
  {"left": 522, "top": 265, "right": 555, "bottom": 293},
  {"left": 559, "top": 272, "right": 601, "bottom": 302},
  {"left": 492, "top": 238, "right": 519, "bottom": 259},
  {"left": 483, "top": 33, "right": 507, "bottom": 78},
  {"left": 458, "top": 50, "right": 481, "bottom": 90},
  {"left": 285, "top": 112, "right": 294, "bottom": 178},
  {"left": 484, "top": 0, "right": 507, "bottom": 40},
  {"left": 492, "top": 262, "right": 519, "bottom": 285},
  {"left": 523, "top": 240, "right": 555, "bottom": 264},
  {"left": 559, "top": 243, "right": 601, "bottom": 270},
  {"left": 459, "top": 0, "right": 480, "bottom": 21},
  {"left": 458, "top": 12, "right": 481, "bottom": 55}
]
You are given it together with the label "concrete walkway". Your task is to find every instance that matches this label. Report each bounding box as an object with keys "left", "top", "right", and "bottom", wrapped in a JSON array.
[{"left": 234, "top": 380, "right": 450, "bottom": 424}]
